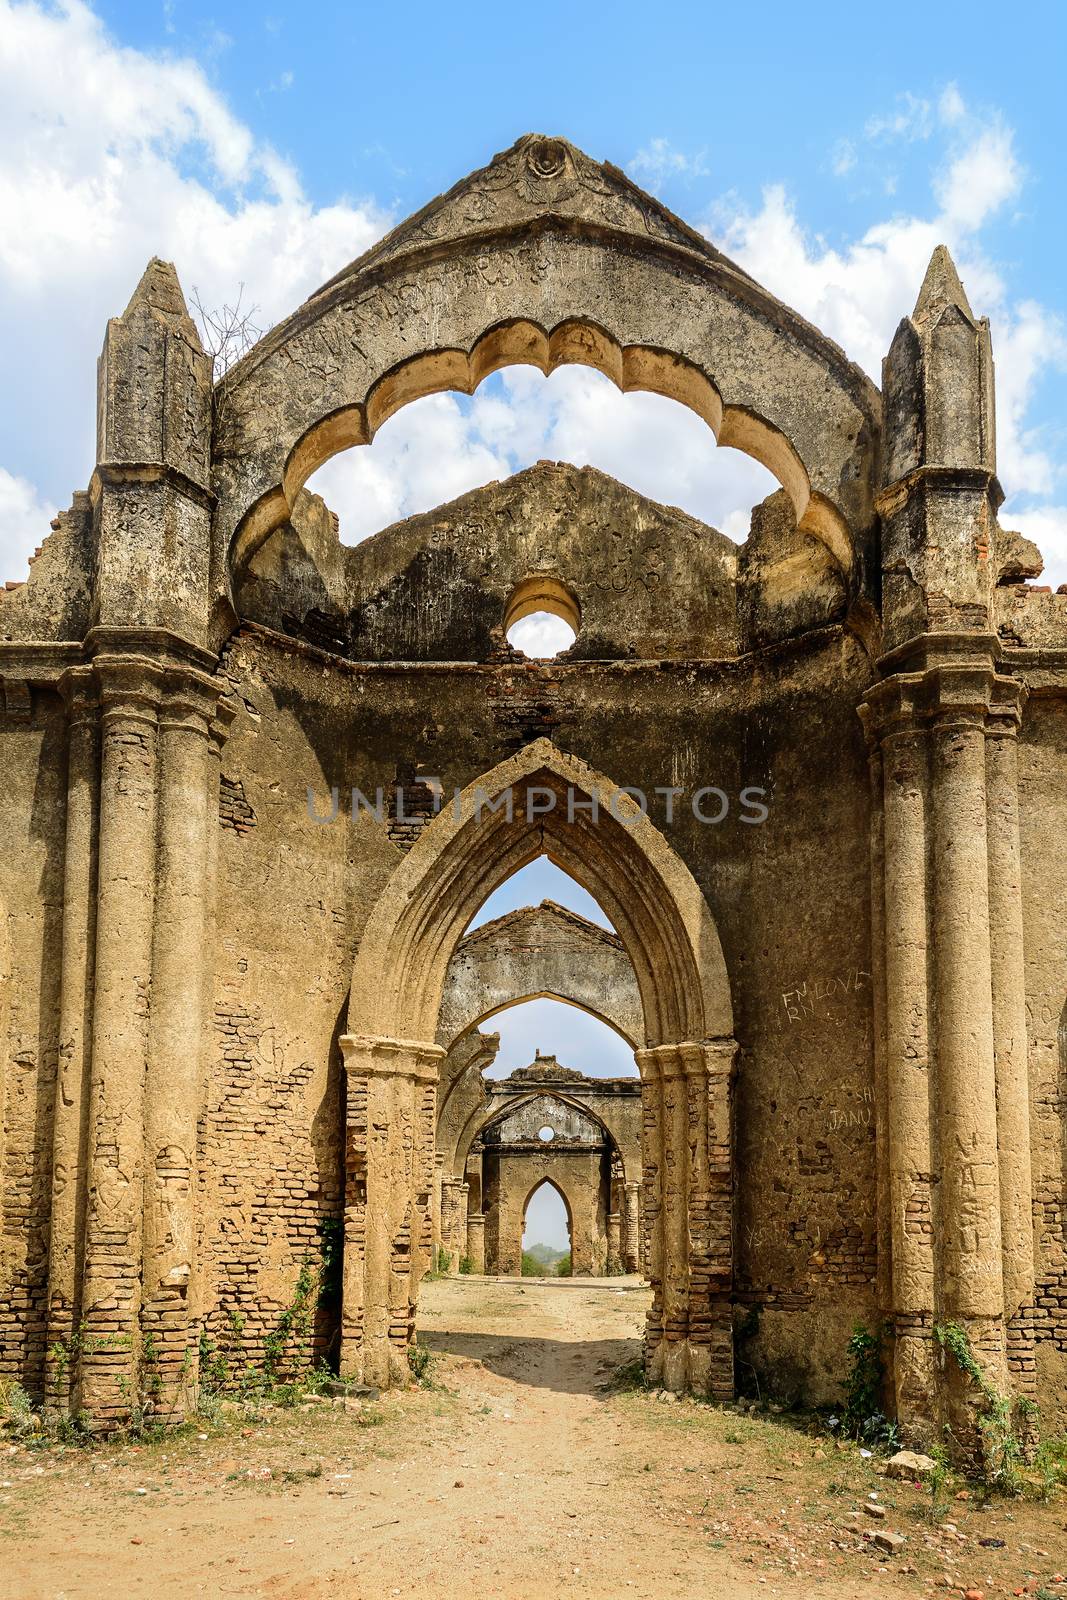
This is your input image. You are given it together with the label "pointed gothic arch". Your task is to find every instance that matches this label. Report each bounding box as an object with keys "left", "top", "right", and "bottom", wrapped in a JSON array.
[
  {"left": 339, "top": 737, "right": 737, "bottom": 1396},
  {"left": 521, "top": 1175, "right": 575, "bottom": 1267}
]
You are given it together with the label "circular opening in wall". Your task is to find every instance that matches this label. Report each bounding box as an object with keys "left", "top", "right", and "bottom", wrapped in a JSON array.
[
  {"left": 504, "top": 574, "right": 580, "bottom": 659},
  {"left": 538, "top": 1125, "right": 555, "bottom": 1143}
]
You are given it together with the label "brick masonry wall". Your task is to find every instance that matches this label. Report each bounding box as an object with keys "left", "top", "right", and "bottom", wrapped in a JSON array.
[
  {"left": 197, "top": 1000, "right": 344, "bottom": 1370},
  {"left": 0, "top": 695, "right": 66, "bottom": 1392}
]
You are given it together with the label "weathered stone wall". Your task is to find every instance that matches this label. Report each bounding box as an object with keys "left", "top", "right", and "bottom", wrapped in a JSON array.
[
  {"left": 0, "top": 690, "right": 66, "bottom": 1390},
  {"left": 481, "top": 1093, "right": 611, "bottom": 1277},
  {"left": 195, "top": 634, "right": 357, "bottom": 1369},
  {"left": 437, "top": 902, "right": 642, "bottom": 1047},
  {"left": 183, "top": 608, "right": 876, "bottom": 1399},
  {"left": 1017, "top": 699, "right": 1067, "bottom": 1416},
  {"left": 488, "top": 1153, "right": 607, "bottom": 1275}
]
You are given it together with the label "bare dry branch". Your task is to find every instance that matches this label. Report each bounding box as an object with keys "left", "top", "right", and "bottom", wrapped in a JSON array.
[{"left": 190, "top": 284, "right": 267, "bottom": 376}]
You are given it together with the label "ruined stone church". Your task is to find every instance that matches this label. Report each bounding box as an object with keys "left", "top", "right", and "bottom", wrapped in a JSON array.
[{"left": 2, "top": 134, "right": 1066, "bottom": 1444}]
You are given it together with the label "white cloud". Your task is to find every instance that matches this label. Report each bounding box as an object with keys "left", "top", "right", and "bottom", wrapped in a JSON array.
[
  {"left": 939, "top": 82, "right": 966, "bottom": 127},
  {"left": 708, "top": 115, "right": 1065, "bottom": 551},
  {"left": 0, "top": 469, "right": 57, "bottom": 581},
  {"left": 507, "top": 612, "right": 576, "bottom": 658},
  {"left": 627, "top": 137, "right": 709, "bottom": 192},
  {"left": 934, "top": 122, "right": 1023, "bottom": 232},
  {"left": 0, "top": 0, "right": 390, "bottom": 579},
  {"left": 865, "top": 91, "right": 934, "bottom": 143},
  {"left": 831, "top": 139, "right": 857, "bottom": 178}
]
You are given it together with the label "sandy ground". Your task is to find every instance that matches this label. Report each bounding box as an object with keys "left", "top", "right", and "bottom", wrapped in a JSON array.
[{"left": 2, "top": 1276, "right": 1065, "bottom": 1599}]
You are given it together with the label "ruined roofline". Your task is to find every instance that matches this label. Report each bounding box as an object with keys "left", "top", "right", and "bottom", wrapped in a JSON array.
[
  {"left": 319, "top": 133, "right": 746, "bottom": 293},
  {"left": 213, "top": 134, "right": 880, "bottom": 424},
  {"left": 489, "top": 1074, "right": 640, "bottom": 1093},
  {"left": 337, "top": 459, "right": 734, "bottom": 565},
  {"left": 457, "top": 896, "right": 624, "bottom": 954}
]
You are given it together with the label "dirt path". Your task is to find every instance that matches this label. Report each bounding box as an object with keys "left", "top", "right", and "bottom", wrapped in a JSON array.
[{"left": 2, "top": 1278, "right": 1065, "bottom": 1599}]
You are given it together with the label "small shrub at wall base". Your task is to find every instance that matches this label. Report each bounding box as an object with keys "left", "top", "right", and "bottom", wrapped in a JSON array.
[
  {"left": 408, "top": 1342, "right": 434, "bottom": 1384},
  {"left": 196, "top": 1257, "right": 335, "bottom": 1415},
  {"left": 424, "top": 1246, "right": 452, "bottom": 1280},
  {"left": 458, "top": 1255, "right": 474, "bottom": 1275},
  {"left": 933, "top": 1320, "right": 1029, "bottom": 1493},
  {"left": 841, "top": 1322, "right": 886, "bottom": 1442}
]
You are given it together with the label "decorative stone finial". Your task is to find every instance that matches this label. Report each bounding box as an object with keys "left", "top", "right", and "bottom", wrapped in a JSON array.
[{"left": 912, "top": 243, "right": 974, "bottom": 327}]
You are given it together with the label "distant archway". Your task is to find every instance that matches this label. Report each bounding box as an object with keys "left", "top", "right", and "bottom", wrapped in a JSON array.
[{"left": 523, "top": 1178, "right": 573, "bottom": 1273}]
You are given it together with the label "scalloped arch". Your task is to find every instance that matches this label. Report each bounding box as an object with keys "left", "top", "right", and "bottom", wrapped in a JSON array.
[{"left": 214, "top": 178, "right": 879, "bottom": 596}]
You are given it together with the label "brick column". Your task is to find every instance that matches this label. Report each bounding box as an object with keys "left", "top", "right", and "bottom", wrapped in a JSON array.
[
  {"left": 432, "top": 1151, "right": 445, "bottom": 1256},
  {"left": 45, "top": 670, "right": 99, "bottom": 1411},
  {"left": 465, "top": 1212, "right": 485, "bottom": 1274},
  {"left": 79, "top": 659, "right": 162, "bottom": 1423},
  {"left": 930, "top": 693, "right": 1007, "bottom": 1392},
  {"left": 140, "top": 671, "right": 221, "bottom": 1413},
  {"left": 606, "top": 1211, "right": 622, "bottom": 1271},
  {"left": 622, "top": 1181, "right": 641, "bottom": 1274},
  {"left": 339, "top": 1034, "right": 442, "bottom": 1387},
  {"left": 985, "top": 683, "right": 1036, "bottom": 1391},
  {"left": 440, "top": 1176, "right": 469, "bottom": 1271},
  {"left": 636, "top": 1038, "right": 735, "bottom": 1396},
  {"left": 870, "top": 691, "right": 938, "bottom": 1432}
]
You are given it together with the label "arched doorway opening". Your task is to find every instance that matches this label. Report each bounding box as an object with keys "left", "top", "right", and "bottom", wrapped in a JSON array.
[
  {"left": 523, "top": 1178, "right": 573, "bottom": 1278},
  {"left": 471, "top": 1082, "right": 625, "bottom": 1277},
  {"left": 340, "top": 737, "right": 736, "bottom": 1397},
  {"left": 431, "top": 878, "right": 645, "bottom": 1286}
]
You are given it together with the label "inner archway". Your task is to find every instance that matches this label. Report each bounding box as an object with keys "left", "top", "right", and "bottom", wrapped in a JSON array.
[
  {"left": 523, "top": 1179, "right": 572, "bottom": 1277},
  {"left": 341, "top": 737, "right": 737, "bottom": 1396}
]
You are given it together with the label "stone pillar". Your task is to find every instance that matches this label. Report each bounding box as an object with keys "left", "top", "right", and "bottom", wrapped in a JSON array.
[
  {"left": 140, "top": 672, "right": 220, "bottom": 1413},
  {"left": 606, "top": 1211, "right": 622, "bottom": 1272},
  {"left": 92, "top": 259, "right": 213, "bottom": 649},
  {"left": 338, "top": 1034, "right": 442, "bottom": 1388},
  {"left": 985, "top": 698, "right": 1033, "bottom": 1263},
  {"left": 440, "top": 1176, "right": 469, "bottom": 1271},
  {"left": 465, "top": 1213, "right": 485, "bottom": 1274},
  {"left": 985, "top": 682, "right": 1036, "bottom": 1387},
  {"left": 870, "top": 244, "right": 1033, "bottom": 1450},
  {"left": 622, "top": 1181, "right": 641, "bottom": 1274},
  {"left": 78, "top": 659, "right": 162, "bottom": 1422},
  {"left": 867, "top": 691, "right": 938, "bottom": 1431},
  {"left": 45, "top": 670, "right": 99, "bottom": 1410},
  {"left": 636, "top": 1037, "right": 735, "bottom": 1397},
  {"left": 192, "top": 702, "right": 232, "bottom": 1347},
  {"left": 930, "top": 690, "right": 1007, "bottom": 1381},
  {"left": 482, "top": 1152, "right": 500, "bottom": 1274},
  {"left": 432, "top": 1151, "right": 445, "bottom": 1257}
]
